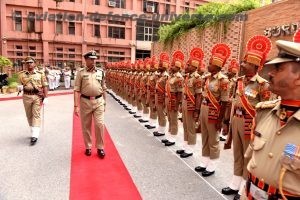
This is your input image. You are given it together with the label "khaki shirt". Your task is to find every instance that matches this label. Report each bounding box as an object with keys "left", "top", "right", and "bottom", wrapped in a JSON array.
[
  {"left": 246, "top": 100, "right": 300, "bottom": 195},
  {"left": 202, "top": 71, "right": 230, "bottom": 102},
  {"left": 234, "top": 74, "right": 271, "bottom": 108},
  {"left": 167, "top": 71, "right": 184, "bottom": 93},
  {"left": 74, "top": 68, "right": 106, "bottom": 97},
  {"left": 18, "top": 70, "right": 48, "bottom": 90},
  {"left": 185, "top": 71, "right": 203, "bottom": 96}
]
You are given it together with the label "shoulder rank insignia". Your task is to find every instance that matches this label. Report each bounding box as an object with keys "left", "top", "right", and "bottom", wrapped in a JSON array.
[{"left": 255, "top": 99, "right": 280, "bottom": 110}]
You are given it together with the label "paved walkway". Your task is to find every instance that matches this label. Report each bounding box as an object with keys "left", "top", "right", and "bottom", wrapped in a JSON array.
[{"left": 0, "top": 91, "right": 236, "bottom": 200}]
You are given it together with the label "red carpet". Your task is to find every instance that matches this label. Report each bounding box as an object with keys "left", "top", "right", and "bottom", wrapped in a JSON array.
[
  {"left": 69, "top": 115, "right": 142, "bottom": 200},
  {"left": 0, "top": 91, "right": 73, "bottom": 101}
]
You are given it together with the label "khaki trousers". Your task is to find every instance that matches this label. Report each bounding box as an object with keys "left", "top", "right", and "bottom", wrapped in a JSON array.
[
  {"left": 169, "top": 110, "right": 178, "bottom": 135},
  {"left": 182, "top": 100, "right": 196, "bottom": 145},
  {"left": 200, "top": 104, "right": 220, "bottom": 159},
  {"left": 141, "top": 97, "right": 149, "bottom": 114},
  {"left": 149, "top": 100, "right": 157, "bottom": 119},
  {"left": 80, "top": 96, "right": 105, "bottom": 149},
  {"left": 156, "top": 104, "right": 166, "bottom": 127},
  {"left": 23, "top": 94, "right": 42, "bottom": 127},
  {"left": 232, "top": 116, "right": 251, "bottom": 179}
]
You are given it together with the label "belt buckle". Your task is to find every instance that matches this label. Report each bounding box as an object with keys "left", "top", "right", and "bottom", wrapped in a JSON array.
[
  {"left": 236, "top": 109, "right": 242, "bottom": 116},
  {"left": 250, "top": 182, "right": 268, "bottom": 200},
  {"left": 203, "top": 99, "right": 207, "bottom": 104},
  {"left": 90, "top": 96, "right": 95, "bottom": 100}
]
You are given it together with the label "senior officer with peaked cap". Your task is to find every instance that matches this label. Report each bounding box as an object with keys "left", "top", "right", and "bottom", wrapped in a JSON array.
[
  {"left": 242, "top": 30, "right": 300, "bottom": 200},
  {"left": 74, "top": 50, "right": 107, "bottom": 159}
]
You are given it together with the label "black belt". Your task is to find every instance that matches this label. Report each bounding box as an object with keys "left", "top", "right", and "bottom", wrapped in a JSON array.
[
  {"left": 23, "top": 89, "right": 38, "bottom": 95},
  {"left": 81, "top": 94, "right": 102, "bottom": 100}
]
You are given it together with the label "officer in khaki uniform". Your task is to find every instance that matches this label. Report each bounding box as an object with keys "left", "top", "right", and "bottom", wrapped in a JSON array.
[
  {"left": 164, "top": 51, "right": 184, "bottom": 147},
  {"left": 154, "top": 53, "right": 170, "bottom": 137},
  {"left": 139, "top": 58, "right": 150, "bottom": 124},
  {"left": 195, "top": 43, "right": 231, "bottom": 177},
  {"left": 222, "top": 35, "right": 273, "bottom": 200},
  {"left": 74, "top": 50, "right": 106, "bottom": 158},
  {"left": 176, "top": 48, "right": 204, "bottom": 158},
  {"left": 241, "top": 32, "right": 300, "bottom": 200},
  {"left": 145, "top": 56, "right": 159, "bottom": 130},
  {"left": 133, "top": 60, "right": 143, "bottom": 119},
  {"left": 18, "top": 56, "right": 48, "bottom": 145}
]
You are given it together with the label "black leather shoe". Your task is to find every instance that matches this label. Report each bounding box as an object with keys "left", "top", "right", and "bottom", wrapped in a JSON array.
[
  {"left": 180, "top": 152, "right": 193, "bottom": 158},
  {"left": 85, "top": 149, "right": 92, "bottom": 156},
  {"left": 221, "top": 187, "right": 238, "bottom": 195},
  {"left": 30, "top": 137, "right": 38, "bottom": 146},
  {"left": 165, "top": 141, "right": 175, "bottom": 146},
  {"left": 202, "top": 170, "right": 215, "bottom": 177},
  {"left": 139, "top": 119, "right": 149, "bottom": 123},
  {"left": 125, "top": 108, "right": 131, "bottom": 111},
  {"left": 161, "top": 139, "right": 168, "bottom": 143},
  {"left": 176, "top": 149, "right": 185, "bottom": 154},
  {"left": 219, "top": 136, "right": 226, "bottom": 141},
  {"left": 97, "top": 149, "right": 105, "bottom": 159},
  {"left": 146, "top": 125, "right": 156, "bottom": 129},
  {"left": 145, "top": 124, "right": 150, "bottom": 128},
  {"left": 233, "top": 194, "right": 241, "bottom": 200},
  {"left": 153, "top": 132, "right": 165, "bottom": 137},
  {"left": 133, "top": 115, "right": 141, "bottom": 118},
  {"left": 129, "top": 111, "right": 136, "bottom": 114},
  {"left": 195, "top": 166, "right": 206, "bottom": 172}
]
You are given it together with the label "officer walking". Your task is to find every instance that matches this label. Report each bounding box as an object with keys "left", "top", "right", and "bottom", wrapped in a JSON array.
[
  {"left": 74, "top": 50, "right": 106, "bottom": 158},
  {"left": 18, "top": 56, "right": 48, "bottom": 145},
  {"left": 242, "top": 31, "right": 300, "bottom": 200},
  {"left": 63, "top": 67, "right": 72, "bottom": 89}
]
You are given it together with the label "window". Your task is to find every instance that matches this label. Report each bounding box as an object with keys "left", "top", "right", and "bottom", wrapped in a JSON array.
[
  {"left": 69, "top": 0, "right": 75, "bottom": 2},
  {"left": 56, "top": 47, "right": 63, "bottom": 58},
  {"left": 136, "top": 20, "right": 160, "bottom": 41},
  {"left": 108, "top": 51, "right": 125, "bottom": 55},
  {"left": 29, "top": 52, "right": 36, "bottom": 57},
  {"left": 56, "top": 21, "right": 63, "bottom": 34},
  {"left": 94, "top": 0, "right": 100, "bottom": 5},
  {"left": 69, "top": 48, "right": 75, "bottom": 58},
  {"left": 16, "top": 45, "right": 22, "bottom": 50},
  {"left": 185, "top": 2, "right": 190, "bottom": 12},
  {"left": 27, "top": 12, "right": 35, "bottom": 32},
  {"left": 165, "top": 3, "right": 170, "bottom": 15},
  {"left": 16, "top": 52, "right": 23, "bottom": 57},
  {"left": 136, "top": 50, "right": 150, "bottom": 59},
  {"left": 69, "top": 54, "right": 75, "bottom": 58},
  {"left": 94, "top": 24, "right": 100, "bottom": 37},
  {"left": 29, "top": 46, "right": 36, "bottom": 51},
  {"left": 108, "top": 27, "right": 125, "bottom": 39},
  {"left": 143, "top": 1, "right": 158, "bottom": 13},
  {"left": 15, "top": 11, "right": 22, "bottom": 31},
  {"left": 69, "top": 22, "right": 75, "bottom": 35},
  {"left": 115, "top": 0, "right": 125, "bottom": 8},
  {"left": 107, "top": 57, "right": 125, "bottom": 62}
]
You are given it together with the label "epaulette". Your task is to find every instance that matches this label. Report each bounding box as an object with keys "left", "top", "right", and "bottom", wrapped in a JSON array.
[
  {"left": 175, "top": 72, "right": 183, "bottom": 78},
  {"left": 256, "top": 75, "right": 268, "bottom": 84},
  {"left": 194, "top": 72, "right": 201, "bottom": 78},
  {"left": 217, "top": 72, "right": 228, "bottom": 80},
  {"left": 255, "top": 99, "right": 280, "bottom": 110},
  {"left": 79, "top": 68, "right": 84, "bottom": 72}
]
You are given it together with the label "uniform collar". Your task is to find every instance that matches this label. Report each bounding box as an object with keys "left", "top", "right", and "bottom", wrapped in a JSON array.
[
  {"left": 190, "top": 71, "right": 198, "bottom": 77},
  {"left": 249, "top": 73, "right": 267, "bottom": 84},
  {"left": 272, "top": 101, "right": 300, "bottom": 121},
  {"left": 213, "top": 71, "right": 226, "bottom": 79}
]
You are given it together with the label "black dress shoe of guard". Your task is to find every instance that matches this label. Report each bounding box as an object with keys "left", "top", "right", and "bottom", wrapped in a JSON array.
[
  {"left": 125, "top": 108, "right": 131, "bottom": 111},
  {"left": 233, "top": 194, "right": 241, "bottom": 200},
  {"left": 85, "top": 149, "right": 92, "bottom": 156},
  {"left": 221, "top": 187, "right": 238, "bottom": 195},
  {"left": 97, "top": 149, "right": 105, "bottom": 159},
  {"left": 161, "top": 139, "right": 168, "bottom": 143},
  {"left": 30, "top": 137, "right": 38, "bottom": 146},
  {"left": 202, "top": 170, "right": 215, "bottom": 177},
  {"left": 194, "top": 166, "right": 206, "bottom": 172},
  {"left": 165, "top": 141, "right": 175, "bottom": 146},
  {"left": 219, "top": 136, "right": 226, "bottom": 141},
  {"left": 146, "top": 125, "right": 156, "bottom": 129},
  {"left": 145, "top": 124, "right": 150, "bottom": 127},
  {"left": 176, "top": 149, "right": 185, "bottom": 154},
  {"left": 133, "top": 115, "right": 141, "bottom": 118},
  {"left": 153, "top": 132, "right": 165, "bottom": 137},
  {"left": 129, "top": 111, "right": 136, "bottom": 114},
  {"left": 139, "top": 119, "right": 149, "bottom": 123},
  {"left": 180, "top": 152, "right": 193, "bottom": 158}
]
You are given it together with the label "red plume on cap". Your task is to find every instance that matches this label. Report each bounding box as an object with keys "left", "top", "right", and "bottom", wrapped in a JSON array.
[
  {"left": 151, "top": 55, "right": 159, "bottom": 69},
  {"left": 189, "top": 47, "right": 204, "bottom": 68},
  {"left": 159, "top": 52, "right": 170, "bottom": 69},
  {"left": 228, "top": 59, "right": 239, "bottom": 73},
  {"left": 244, "top": 35, "right": 271, "bottom": 70},
  {"left": 210, "top": 43, "right": 231, "bottom": 68},
  {"left": 293, "top": 29, "right": 300, "bottom": 43},
  {"left": 172, "top": 50, "right": 185, "bottom": 69}
]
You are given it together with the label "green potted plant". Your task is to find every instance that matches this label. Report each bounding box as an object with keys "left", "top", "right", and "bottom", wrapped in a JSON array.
[{"left": 8, "top": 82, "right": 18, "bottom": 93}]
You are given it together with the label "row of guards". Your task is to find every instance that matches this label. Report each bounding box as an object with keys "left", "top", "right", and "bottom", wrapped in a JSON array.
[{"left": 105, "top": 30, "right": 300, "bottom": 200}]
